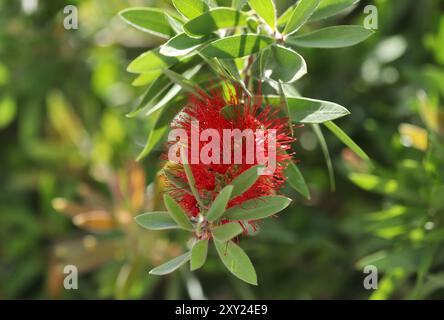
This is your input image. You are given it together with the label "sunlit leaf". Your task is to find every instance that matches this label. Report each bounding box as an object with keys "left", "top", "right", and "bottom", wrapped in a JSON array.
[
  {"left": 201, "top": 34, "right": 274, "bottom": 59},
  {"left": 310, "top": 0, "right": 359, "bottom": 21},
  {"left": 262, "top": 44, "right": 307, "bottom": 83},
  {"left": 184, "top": 8, "right": 248, "bottom": 36},
  {"left": 119, "top": 8, "right": 175, "bottom": 38},
  {"left": 127, "top": 49, "right": 179, "bottom": 74},
  {"left": 160, "top": 33, "right": 215, "bottom": 57},
  {"left": 248, "top": 0, "right": 276, "bottom": 30},
  {"left": 263, "top": 95, "right": 350, "bottom": 123},
  {"left": 283, "top": 0, "right": 321, "bottom": 36},
  {"left": 324, "top": 120, "right": 371, "bottom": 163},
  {"left": 173, "top": 0, "right": 209, "bottom": 20},
  {"left": 286, "top": 25, "right": 374, "bottom": 48}
]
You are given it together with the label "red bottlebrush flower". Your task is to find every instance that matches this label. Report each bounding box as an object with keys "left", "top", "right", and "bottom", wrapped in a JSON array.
[{"left": 163, "top": 86, "right": 295, "bottom": 231}]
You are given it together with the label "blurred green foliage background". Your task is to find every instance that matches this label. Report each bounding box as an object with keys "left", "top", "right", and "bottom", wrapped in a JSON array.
[{"left": 1, "top": 0, "right": 444, "bottom": 299}]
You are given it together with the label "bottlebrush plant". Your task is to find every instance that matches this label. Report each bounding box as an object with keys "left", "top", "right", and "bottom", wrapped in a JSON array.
[{"left": 119, "top": 0, "right": 373, "bottom": 285}]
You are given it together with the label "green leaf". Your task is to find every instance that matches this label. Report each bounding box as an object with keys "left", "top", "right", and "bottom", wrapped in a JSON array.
[
  {"left": 214, "top": 239, "right": 257, "bottom": 285},
  {"left": 160, "top": 33, "right": 215, "bottom": 57},
  {"left": 263, "top": 44, "right": 307, "bottom": 83},
  {"left": 263, "top": 95, "right": 350, "bottom": 123},
  {"left": 201, "top": 34, "right": 274, "bottom": 59},
  {"left": 248, "top": 0, "right": 276, "bottom": 30},
  {"left": 166, "top": 13, "right": 185, "bottom": 34},
  {"left": 184, "top": 8, "right": 248, "bottom": 36},
  {"left": 282, "top": 0, "right": 321, "bottom": 36},
  {"left": 285, "top": 161, "right": 311, "bottom": 199},
  {"left": 212, "top": 222, "right": 244, "bottom": 242},
  {"left": 286, "top": 25, "right": 374, "bottom": 48},
  {"left": 119, "top": 8, "right": 175, "bottom": 38},
  {"left": 131, "top": 64, "right": 201, "bottom": 120},
  {"left": 310, "top": 0, "right": 359, "bottom": 21},
  {"left": 312, "top": 123, "right": 335, "bottom": 191},
  {"left": 181, "top": 148, "right": 205, "bottom": 208},
  {"left": 136, "top": 97, "right": 185, "bottom": 160},
  {"left": 324, "top": 121, "right": 371, "bottom": 164},
  {"left": 277, "top": 81, "right": 293, "bottom": 134},
  {"left": 232, "top": 0, "right": 248, "bottom": 10},
  {"left": 277, "top": 3, "right": 296, "bottom": 26},
  {"left": 224, "top": 196, "right": 292, "bottom": 220},
  {"left": 131, "top": 71, "right": 162, "bottom": 87},
  {"left": 127, "top": 75, "right": 171, "bottom": 117},
  {"left": 190, "top": 239, "right": 209, "bottom": 271},
  {"left": 134, "top": 212, "right": 181, "bottom": 230},
  {"left": 163, "top": 68, "right": 199, "bottom": 95},
  {"left": 163, "top": 194, "right": 194, "bottom": 231},
  {"left": 149, "top": 252, "right": 191, "bottom": 275},
  {"left": 349, "top": 173, "right": 414, "bottom": 201},
  {"left": 0, "top": 96, "right": 17, "bottom": 129},
  {"left": 127, "top": 49, "right": 179, "bottom": 74},
  {"left": 173, "top": 0, "right": 209, "bottom": 20},
  {"left": 230, "top": 165, "right": 263, "bottom": 199},
  {"left": 207, "top": 185, "right": 234, "bottom": 222}
]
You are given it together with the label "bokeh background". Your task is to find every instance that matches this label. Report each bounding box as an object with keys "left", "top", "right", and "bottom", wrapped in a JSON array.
[{"left": 1, "top": 0, "right": 444, "bottom": 299}]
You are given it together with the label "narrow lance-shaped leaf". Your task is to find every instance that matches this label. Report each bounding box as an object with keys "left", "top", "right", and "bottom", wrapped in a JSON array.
[
  {"left": 136, "top": 96, "right": 186, "bottom": 160},
  {"left": 207, "top": 185, "right": 234, "bottom": 222},
  {"left": 184, "top": 8, "right": 248, "bottom": 36},
  {"left": 214, "top": 239, "right": 258, "bottom": 285},
  {"left": 134, "top": 212, "right": 181, "bottom": 230},
  {"left": 312, "top": 124, "right": 335, "bottom": 191},
  {"left": 163, "top": 68, "right": 200, "bottom": 96},
  {"left": 212, "top": 222, "right": 244, "bottom": 242},
  {"left": 190, "top": 239, "right": 208, "bottom": 271},
  {"left": 119, "top": 8, "right": 175, "bottom": 38},
  {"left": 160, "top": 33, "right": 215, "bottom": 57},
  {"left": 229, "top": 165, "right": 263, "bottom": 199},
  {"left": 283, "top": 0, "right": 321, "bottom": 36},
  {"left": 149, "top": 252, "right": 191, "bottom": 275},
  {"left": 127, "top": 48, "right": 179, "bottom": 74},
  {"left": 144, "top": 64, "right": 202, "bottom": 118},
  {"left": 127, "top": 75, "right": 171, "bottom": 118},
  {"left": 173, "top": 0, "right": 209, "bottom": 20},
  {"left": 248, "top": 0, "right": 277, "bottom": 30},
  {"left": 323, "top": 121, "right": 371, "bottom": 164},
  {"left": 181, "top": 147, "right": 205, "bottom": 208},
  {"left": 277, "top": 81, "right": 293, "bottom": 135},
  {"left": 163, "top": 194, "right": 194, "bottom": 231},
  {"left": 285, "top": 161, "right": 311, "bottom": 200},
  {"left": 286, "top": 25, "right": 374, "bottom": 48},
  {"left": 131, "top": 70, "right": 162, "bottom": 87},
  {"left": 310, "top": 0, "right": 359, "bottom": 21},
  {"left": 263, "top": 95, "right": 350, "bottom": 123},
  {"left": 201, "top": 34, "right": 274, "bottom": 59},
  {"left": 224, "top": 196, "right": 292, "bottom": 220}
]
